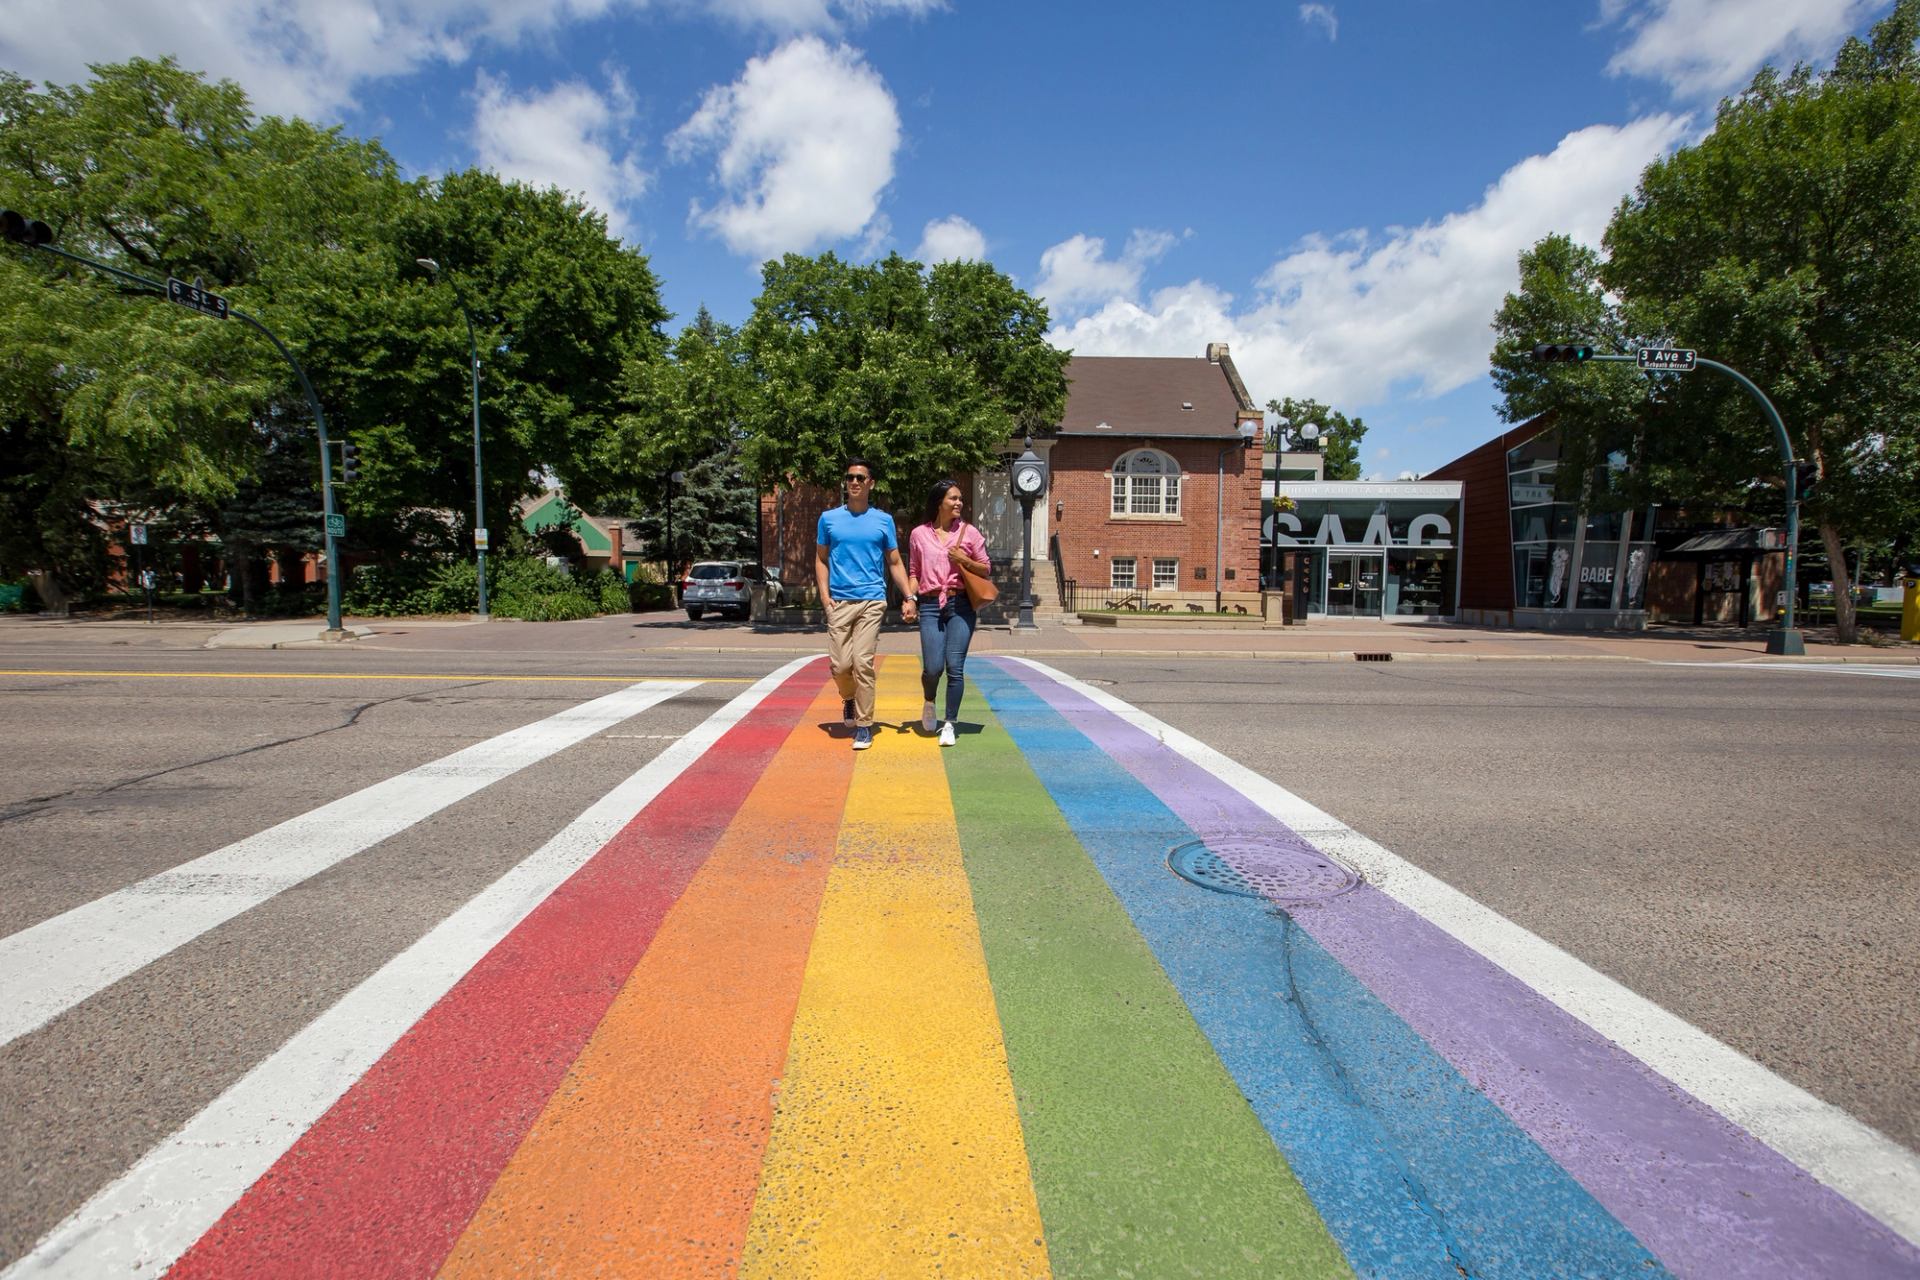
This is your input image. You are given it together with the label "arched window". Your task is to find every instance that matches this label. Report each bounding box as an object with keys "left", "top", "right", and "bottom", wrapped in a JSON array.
[{"left": 1110, "top": 448, "right": 1182, "bottom": 517}]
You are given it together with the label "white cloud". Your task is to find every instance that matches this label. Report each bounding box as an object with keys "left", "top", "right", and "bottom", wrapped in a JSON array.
[
  {"left": 669, "top": 36, "right": 900, "bottom": 259},
  {"left": 0, "top": 0, "right": 930, "bottom": 121},
  {"left": 704, "top": 0, "right": 945, "bottom": 31},
  {"left": 1047, "top": 115, "right": 1692, "bottom": 413},
  {"left": 916, "top": 215, "right": 987, "bottom": 263},
  {"left": 1603, "top": 0, "right": 1884, "bottom": 97},
  {"left": 470, "top": 72, "right": 651, "bottom": 238},
  {"left": 1298, "top": 3, "right": 1338, "bottom": 41},
  {"left": 1034, "top": 229, "right": 1179, "bottom": 314},
  {"left": 0, "top": 0, "right": 617, "bottom": 119}
]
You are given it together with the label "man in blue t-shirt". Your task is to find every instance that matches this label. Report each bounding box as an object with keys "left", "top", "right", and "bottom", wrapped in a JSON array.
[{"left": 815, "top": 458, "right": 916, "bottom": 750}]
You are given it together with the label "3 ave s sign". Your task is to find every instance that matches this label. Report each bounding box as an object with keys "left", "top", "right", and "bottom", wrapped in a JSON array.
[{"left": 1637, "top": 347, "right": 1696, "bottom": 372}]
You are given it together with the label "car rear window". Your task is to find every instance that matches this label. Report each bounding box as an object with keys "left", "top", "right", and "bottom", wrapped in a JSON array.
[{"left": 688, "top": 564, "right": 740, "bottom": 580}]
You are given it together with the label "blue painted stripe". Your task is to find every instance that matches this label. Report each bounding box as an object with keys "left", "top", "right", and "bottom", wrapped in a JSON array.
[{"left": 976, "top": 662, "right": 1670, "bottom": 1280}]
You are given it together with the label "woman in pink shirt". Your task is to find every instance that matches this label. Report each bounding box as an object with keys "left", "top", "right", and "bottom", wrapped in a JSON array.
[{"left": 907, "top": 479, "right": 990, "bottom": 746}]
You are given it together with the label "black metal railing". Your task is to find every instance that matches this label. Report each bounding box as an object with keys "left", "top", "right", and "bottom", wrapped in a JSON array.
[{"left": 1059, "top": 579, "right": 1202, "bottom": 614}]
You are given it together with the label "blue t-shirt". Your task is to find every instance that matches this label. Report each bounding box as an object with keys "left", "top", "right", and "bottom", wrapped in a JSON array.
[{"left": 816, "top": 505, "right": 898, "bottom": 601}]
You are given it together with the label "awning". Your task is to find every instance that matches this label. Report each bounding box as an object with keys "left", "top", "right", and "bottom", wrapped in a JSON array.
[{"left": 1667, "top": 527, "right": 1785, "bottom": 555}]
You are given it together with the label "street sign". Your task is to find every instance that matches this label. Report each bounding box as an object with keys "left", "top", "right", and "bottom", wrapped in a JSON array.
[
  {"left": 166, "top": 277, "right": 229, "bottom": 320},
  {"left": 325, "top": 513, "right": 347, "bottom": 538},
  {"left": 129, "top": 524, "right": 148, "bottom": 545},
  {"left": 1637, "top": 347, "right": 1696, "bottom": 372},
  {"left": 474, "top": 527, "right": 490, "bottom": 551}
]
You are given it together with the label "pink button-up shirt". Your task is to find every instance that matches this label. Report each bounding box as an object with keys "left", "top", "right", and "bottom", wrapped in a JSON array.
[{"left": 909, "top": 521, "right": 989, "bottom": 605}]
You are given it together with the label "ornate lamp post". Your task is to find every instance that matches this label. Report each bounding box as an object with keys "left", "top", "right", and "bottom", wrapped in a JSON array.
[{"left": 1009, "top": 439, "right": 1048, "bottom": 630}]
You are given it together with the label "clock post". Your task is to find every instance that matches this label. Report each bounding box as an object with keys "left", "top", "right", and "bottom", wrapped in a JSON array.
[{"left": 1009, "top": 438, "right": 1048, "bottom": 631}]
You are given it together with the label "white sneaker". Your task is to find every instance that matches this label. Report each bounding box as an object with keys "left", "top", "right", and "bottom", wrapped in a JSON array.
[
  {"left": 921, "top": 701, "right": 938, "bottom": 733},
  {"left": 938, "top": 721, "right": 956, "bottom": 747}
]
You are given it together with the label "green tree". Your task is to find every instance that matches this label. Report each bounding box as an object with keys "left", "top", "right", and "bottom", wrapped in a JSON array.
[
  {"left": 0, "top": 59, "right": 408, "bottom": 600},
  {"left": 1265, "top": 396, "right": 1371, "bottom": 480},
  {"left": 0, "top": 58, "right": 670, "bottom": 605},
  {"left": 602, "top": 308, "right": 757, "bottom": 574},
  {"left": 383, "top": 170, "right": 669, "bottom": 539},
  {"left": 736, "top": 251, "right": 1069, "bottom": 507}
]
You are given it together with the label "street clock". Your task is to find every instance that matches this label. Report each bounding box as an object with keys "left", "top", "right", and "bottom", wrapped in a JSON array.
[{"left": 1010, "top": 445, "right": 1048, "bottom": 502}]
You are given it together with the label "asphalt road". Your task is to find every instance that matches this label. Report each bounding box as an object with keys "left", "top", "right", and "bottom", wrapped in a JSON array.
[{"left": 0, "top": 636, "right": 1914, "bottom": 1272}]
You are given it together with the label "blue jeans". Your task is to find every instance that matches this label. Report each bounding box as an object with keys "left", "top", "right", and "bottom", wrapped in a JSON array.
[{"left": 917, "top": 595, "right": 976, "bottom": 722}]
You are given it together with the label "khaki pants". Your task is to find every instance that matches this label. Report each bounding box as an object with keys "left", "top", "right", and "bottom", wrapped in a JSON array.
[{"left": 826, "top": 599, "right": 886, "bottom": 727}]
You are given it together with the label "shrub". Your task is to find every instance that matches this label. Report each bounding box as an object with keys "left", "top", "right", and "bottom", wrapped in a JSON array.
[{"left": 344, "top": 559, "right": 478, "bottom": 617}]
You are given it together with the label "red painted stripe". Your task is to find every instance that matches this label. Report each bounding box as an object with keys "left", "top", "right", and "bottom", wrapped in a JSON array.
[{"left": 168, "top": 663, "right": 825, "bottom": 1280}]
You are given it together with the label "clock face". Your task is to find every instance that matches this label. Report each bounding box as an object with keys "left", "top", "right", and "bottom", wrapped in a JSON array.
[{"left": 1015, "top": 466, "right": 1043, "bottom": 493}]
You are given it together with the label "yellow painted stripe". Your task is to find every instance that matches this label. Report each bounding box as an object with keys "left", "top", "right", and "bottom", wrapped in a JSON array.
[
  {"left": 741, "top": 657, "right": 1051, "bottom": 1279},
  {"left": 0, "top": 669, "right": 752, "bottom": 684}
]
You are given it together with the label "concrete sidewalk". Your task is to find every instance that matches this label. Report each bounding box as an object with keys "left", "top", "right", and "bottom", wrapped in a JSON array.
[{"left": 4, "top": 611, "right": 1911, "bottom": 663}]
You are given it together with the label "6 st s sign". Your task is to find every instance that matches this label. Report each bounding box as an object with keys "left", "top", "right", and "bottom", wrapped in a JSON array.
[
  {"left": 167, "top": 277, "right": 229, "bottom": 320},
  {"left": 1637, "top": 347, "right": 1696, "bottom": 372}
]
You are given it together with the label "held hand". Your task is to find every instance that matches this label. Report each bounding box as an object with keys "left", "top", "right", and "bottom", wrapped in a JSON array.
[{"left": 946, "top": 544, "right": 968, "bottom": 567}]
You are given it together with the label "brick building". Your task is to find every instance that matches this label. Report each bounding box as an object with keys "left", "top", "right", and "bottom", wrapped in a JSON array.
[
  {"left": 1045, "top": 344, "right": 1265, "bottom": 611},
  {"left": 758, "top": 343, "right": 1267, "bottom": 616}
]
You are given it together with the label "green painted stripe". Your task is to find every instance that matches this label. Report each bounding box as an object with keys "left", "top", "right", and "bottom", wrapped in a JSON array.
[{"left": 947, "top": 702, "right": 1351, "bottom": 1280}]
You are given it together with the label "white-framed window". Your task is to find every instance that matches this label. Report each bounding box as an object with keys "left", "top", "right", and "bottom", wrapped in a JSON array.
[
  {"left": 1110, "top": 557, "right": 1138, "bottom": 591},
  {"left": 1109, "top": 449, "right": 1182, "bottom": 517},
  {"left": 1152, "top": 558, "right": 1179, "bottom": 590}
]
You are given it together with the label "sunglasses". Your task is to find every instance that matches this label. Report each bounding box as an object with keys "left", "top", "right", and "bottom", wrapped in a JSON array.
[{"left": 843, "top": 474, "right": 872, "bottom": 483}]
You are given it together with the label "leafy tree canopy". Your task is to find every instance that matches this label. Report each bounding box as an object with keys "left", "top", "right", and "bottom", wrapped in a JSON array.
[
  {"left": 0, "top": 57, "right": 669, "bottom": 595},
  {"left": 736, "top": 251, "right": 1069, "bottom": 507}
]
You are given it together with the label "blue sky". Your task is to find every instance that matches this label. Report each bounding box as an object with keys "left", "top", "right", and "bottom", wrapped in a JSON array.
[{"left": 1, "top": 0, "right": 1895, "bottom": 475}]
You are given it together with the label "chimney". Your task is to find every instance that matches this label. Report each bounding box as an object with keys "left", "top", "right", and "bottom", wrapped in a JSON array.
[{"left": 1206, "top": 342, "right": 1229, "bottom": 363}]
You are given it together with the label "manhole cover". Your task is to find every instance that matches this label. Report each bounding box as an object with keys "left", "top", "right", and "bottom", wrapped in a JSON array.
[{"left": 1168, "top": 837, "right": 1360, "bottom": 905}]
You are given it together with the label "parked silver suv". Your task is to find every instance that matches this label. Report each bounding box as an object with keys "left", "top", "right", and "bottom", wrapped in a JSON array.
[{"left": 681, "top": 561, "right": 789, "bottom": 621}]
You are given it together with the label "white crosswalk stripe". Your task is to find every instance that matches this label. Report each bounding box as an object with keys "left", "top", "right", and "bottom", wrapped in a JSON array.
[
  {"left": 1, "top": 657, "right": 810, "bottom": 1280},
  {"left": 0, "top": 677, "right": 702, "bottom": 1049}
]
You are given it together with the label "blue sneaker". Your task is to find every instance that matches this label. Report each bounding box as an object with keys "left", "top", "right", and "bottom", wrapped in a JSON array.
[{"left": 852, "top": 725, "right": 873, "bottom": 751}]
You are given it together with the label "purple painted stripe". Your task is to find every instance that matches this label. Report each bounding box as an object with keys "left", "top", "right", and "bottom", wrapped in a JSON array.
[{"left": 991, "top": 658, "right": 1920, "bottom": 1280}]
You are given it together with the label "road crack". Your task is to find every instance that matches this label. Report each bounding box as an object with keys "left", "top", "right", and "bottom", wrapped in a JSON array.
[{"left": 0, "top": 682, "right": 491, "bottom": 826}]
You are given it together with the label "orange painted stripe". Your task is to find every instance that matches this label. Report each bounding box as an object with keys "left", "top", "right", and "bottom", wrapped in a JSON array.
[{"left": 436, "top": 680, "right": 853, "bottom": 1278}]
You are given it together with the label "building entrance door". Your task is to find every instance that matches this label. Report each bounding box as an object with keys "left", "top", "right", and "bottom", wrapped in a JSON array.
[{"left": 1325, "top": 552, "right": 1384, "bottom": 617}]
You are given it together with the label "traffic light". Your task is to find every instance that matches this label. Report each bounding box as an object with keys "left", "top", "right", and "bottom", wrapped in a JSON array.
[
  {"left": 0, "top": 209, "right": 54, "bottom": 246},
  {"left": 340, "top": 441, "right": 361, "bottom": 484},
  {"left": 1791, "top": 460, "right": 1819, "bottom": 504},
  {"left": 1531, "top": 342, "right": 1593, "bottom": 363}
]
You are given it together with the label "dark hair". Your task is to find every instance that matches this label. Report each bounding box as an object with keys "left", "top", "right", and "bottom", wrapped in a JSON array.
[
  {"left": 843, "top": 457, "right": 875, "bottom": 480},
  {"left": 924, "top": 478, "right": 962, "bottom": 526}
]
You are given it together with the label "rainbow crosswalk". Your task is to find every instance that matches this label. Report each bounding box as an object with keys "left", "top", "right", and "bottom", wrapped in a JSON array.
[{"left": 10, "top": 655, "right": 1919, "bottom": 1279}]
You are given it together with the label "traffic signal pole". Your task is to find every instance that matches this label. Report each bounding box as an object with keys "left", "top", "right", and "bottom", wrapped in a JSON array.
[
  {"left": 2, "top": 213, "right": 346, "bottom": 635},
  {"left": 1537, "top": 346, "right": 1804, "bottom": 655}
]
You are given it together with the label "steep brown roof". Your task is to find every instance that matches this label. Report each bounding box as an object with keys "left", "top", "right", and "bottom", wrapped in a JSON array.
[{"left": 1056, "top": 351, "right": 1254, "bottom": 439}]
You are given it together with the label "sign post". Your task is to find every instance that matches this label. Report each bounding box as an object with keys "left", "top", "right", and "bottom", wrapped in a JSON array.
[
  {"left": 166, "top": 277, "right": 229, "bottom": 321},
  {"left": 1636, "top": 347, "right": 1697, "bottom": 372}
]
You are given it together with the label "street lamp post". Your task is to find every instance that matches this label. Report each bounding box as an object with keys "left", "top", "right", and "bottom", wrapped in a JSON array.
[{"left": 417, "top": 259, "right": 488, "bottom": 621}]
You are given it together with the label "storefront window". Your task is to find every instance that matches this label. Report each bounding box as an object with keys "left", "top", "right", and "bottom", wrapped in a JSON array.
[{"left": 1387, "top": 550, "right": 1454, "bottom": 616}]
